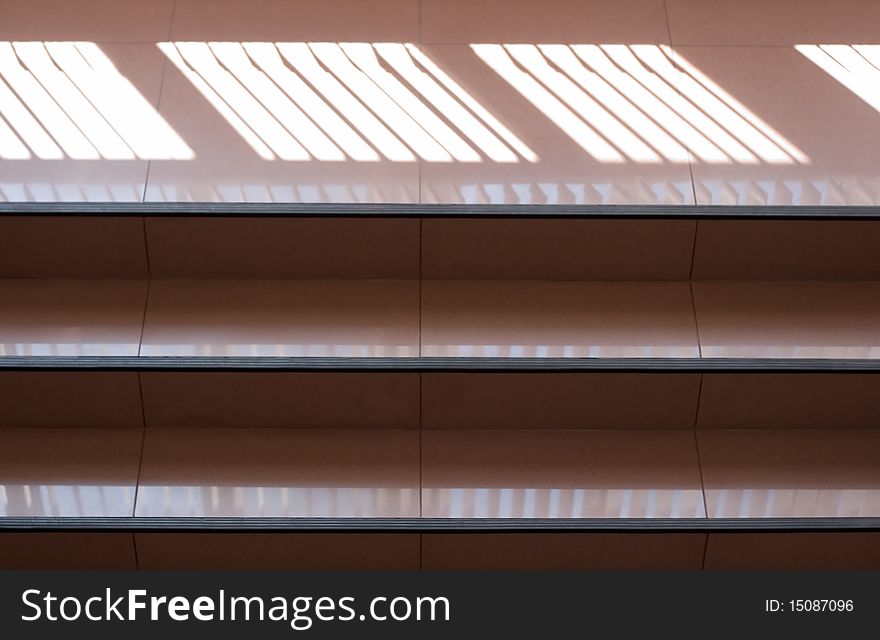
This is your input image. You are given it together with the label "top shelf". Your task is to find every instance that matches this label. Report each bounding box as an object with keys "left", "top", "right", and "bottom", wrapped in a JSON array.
[{"left": 4, "top": 202, "right": 880, "bottom": 220}]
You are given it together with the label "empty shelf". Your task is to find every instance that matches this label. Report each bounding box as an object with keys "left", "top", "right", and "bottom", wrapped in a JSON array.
[
  {"left": 4, "top": 279, "right": 879, "bottom": 366},
  {"left": 2, "top": 428, "right": 878, "bottom": 528}
]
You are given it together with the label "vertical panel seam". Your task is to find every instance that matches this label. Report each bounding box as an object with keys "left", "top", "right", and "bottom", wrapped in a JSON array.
[
  {"left": 701, "top": 533, "right": 709, "bottom": 571},
  {"left": 689, "top": 280, "right": 702, "bottom": 358}
]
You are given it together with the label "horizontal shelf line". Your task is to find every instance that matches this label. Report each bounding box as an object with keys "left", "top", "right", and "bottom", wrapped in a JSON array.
[
  {"left": 3, "top": 202, "right": 880, "bottom": 219},
  {"left": 2, "top": 517, "right": 879, "bottom": 533},
  {"left": 2, "top": 356, "right": 880, "bottom": 372}
]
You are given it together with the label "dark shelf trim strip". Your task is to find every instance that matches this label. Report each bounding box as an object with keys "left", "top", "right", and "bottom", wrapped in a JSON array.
[
  {"left": 1, "top": 517, "right": 878, "bottom": 533},
  {"left": 3, "top": 202, "right": 880, "bottom": 219},
  {"left": 2, "top": 356, "right": 880, "bottom": 373}
]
